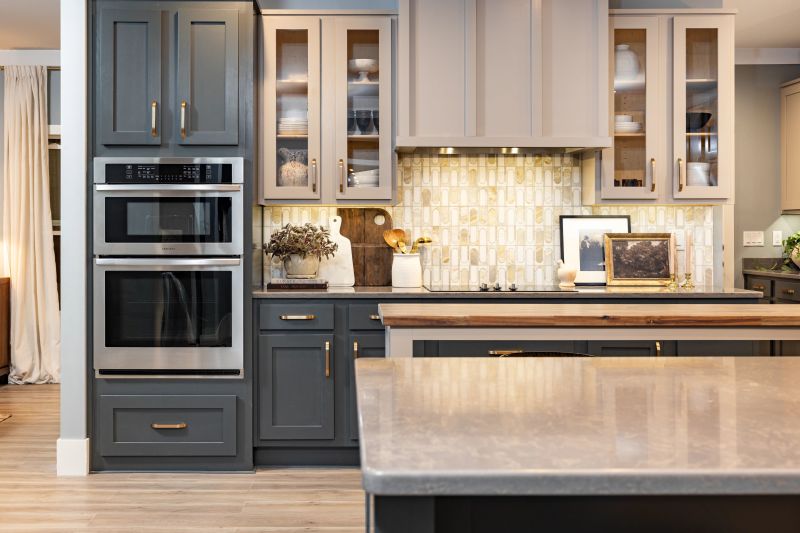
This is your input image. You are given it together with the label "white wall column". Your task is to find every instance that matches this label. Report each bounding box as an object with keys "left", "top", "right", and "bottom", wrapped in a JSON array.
[{"left": 57, "top": 0, "right": 89, "bottom": 476}]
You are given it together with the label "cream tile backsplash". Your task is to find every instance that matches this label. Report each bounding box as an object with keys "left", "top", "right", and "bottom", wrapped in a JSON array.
[{"left": 258, "top": 153, "right": 716, "bottom": 287}]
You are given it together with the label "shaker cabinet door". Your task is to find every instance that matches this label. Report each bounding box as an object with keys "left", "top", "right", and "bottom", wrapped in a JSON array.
[
  {"left": 258, "top": 334, "right": 335, "bottom": 441},
  {"left": 176, "top": 9, "right": 239, "bottom": 145},
  {"left": 97, "top": 8, "right": 162, "bottom": 145},
  {"left": 347, "top": 333, "right": 385, "bottom": 442}
]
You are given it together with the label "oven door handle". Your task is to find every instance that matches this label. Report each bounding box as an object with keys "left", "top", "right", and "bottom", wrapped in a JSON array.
[
  {"left": 95, "top": 184, "right": 241, "bottom": 192},
  {"left": 95, "top": 258, "right": 241, "bottom": 267}
]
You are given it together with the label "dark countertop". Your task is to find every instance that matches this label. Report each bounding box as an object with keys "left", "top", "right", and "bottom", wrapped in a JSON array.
[
  {"left": 357, "top": 357, "right": 800, "bottom": 496},
  {"left": 742, "top": 258, "right": 800, "bottom": 280},
  {"left": 253, "top": 285, "right": 762, "bottom": 299},
  {"left": 743, "top": 268, "right": 800, "bottom": 280}
]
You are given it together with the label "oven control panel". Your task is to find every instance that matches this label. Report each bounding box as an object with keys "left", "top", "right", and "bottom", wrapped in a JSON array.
[{"left": 104, "top": 163, "right": 233, "bottom": 184}]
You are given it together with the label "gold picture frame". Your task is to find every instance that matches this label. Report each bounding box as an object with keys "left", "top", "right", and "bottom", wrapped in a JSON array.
[{"left": 604, "top": 233, "right": 674, "bottom": 286}]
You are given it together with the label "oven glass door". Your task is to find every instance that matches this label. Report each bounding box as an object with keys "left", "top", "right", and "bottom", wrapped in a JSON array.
[
  {"left": 94, "top": 187, "right": 242, "bottom": 255},
  {"left": 94, "top": 258, "right": 243, "bottom": 373}
]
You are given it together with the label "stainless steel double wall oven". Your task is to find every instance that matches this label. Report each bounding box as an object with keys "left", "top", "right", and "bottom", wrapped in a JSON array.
[{"left": 93, "top": 158, "right": 244, "bottom": 376}]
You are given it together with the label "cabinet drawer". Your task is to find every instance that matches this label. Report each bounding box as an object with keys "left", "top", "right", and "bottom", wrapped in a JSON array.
[
  {"left": 260, "top": 303, "right": 334, "bottom": 330},
  {"left": 435, "top": 340, "right": 578, "bottom": 357},
  {"left": 745, "top": 276, "right": 773, "bottom": 298},
  {"left": 97, "top": 395, "right": 237, "bottom": 457},
  {"left": 775, "top": 281, "right": 800, "bottom": 302},
  {"left": 349, "top": 304, "right": 384, "bottom": 330}
]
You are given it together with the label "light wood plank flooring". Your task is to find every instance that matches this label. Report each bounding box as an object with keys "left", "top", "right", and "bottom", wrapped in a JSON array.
[{"left": 0, "top": 384, "right": 365, "bottom": 532}]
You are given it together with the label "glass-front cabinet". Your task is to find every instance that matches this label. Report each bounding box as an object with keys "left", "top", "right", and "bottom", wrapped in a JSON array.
[
  {"left": 672, "top": 15, "right": 734, "bottom": 200},
  {"left": 603, "top": 16, "right": 659, "bottom": 200},
  {"left": 261, "top": 15, "right": 393, "bottom": 203},
  {"left": 263, "top": 18, "right": 321, "bottom": 200}
]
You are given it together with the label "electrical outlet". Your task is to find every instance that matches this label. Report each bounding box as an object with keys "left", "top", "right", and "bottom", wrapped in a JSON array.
[
  {"left": 773, "top": 230, "right": 784, "bottom": 246},
  {"left": 743, "top": 231, "right": 765, "bottom": 247}
]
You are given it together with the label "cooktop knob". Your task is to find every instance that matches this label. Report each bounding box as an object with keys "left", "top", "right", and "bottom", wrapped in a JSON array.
[
  {"left": 509, "top": 283, "right": 518, "bottom": 291},
  {"left": 493, "top": 282, "right": 502, "bottom": 291},
  {"left": 479, "top": 283, "right": 489, "bottom": 292}
]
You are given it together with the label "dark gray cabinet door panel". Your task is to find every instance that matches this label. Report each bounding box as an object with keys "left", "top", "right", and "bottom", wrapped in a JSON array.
[
  {"left": 176, "top": 9, "right": 239, "bottom": 145},
  {"left": 259, "top": 334, "right": 335, "bottom": 440},
  {"left": 348, "top": 333, "right": 385, "bottom": 442},
  {"left": 586, "top": 341, "right": 674, "bottom": 357},
  {"left": 434, "top": 340, "right": 578, "bottom": 357},
  {"left": 676, "top": 341, "right": 757, "bottom": 357},
  {"left": 97, "top": 394, "right": 237, "bottom": 457},
  {"left": 348, "top": 304, "right": 384, "bottom": 330},
  {"left": 98, "top": 8, "right": 162, "bottom": 145}
]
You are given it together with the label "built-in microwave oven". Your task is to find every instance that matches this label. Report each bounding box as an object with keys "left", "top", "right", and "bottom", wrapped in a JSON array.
[
  {"left": 93, "top": 157, "right": 243, "bottom": 256},
  {"left": 93, "top": 257, "right": 243, "bottom": 376}
]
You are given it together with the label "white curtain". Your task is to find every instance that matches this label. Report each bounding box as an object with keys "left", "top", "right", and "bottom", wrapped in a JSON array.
[{"left": 3, "top": 65, "right": 60, "bottom": 384}]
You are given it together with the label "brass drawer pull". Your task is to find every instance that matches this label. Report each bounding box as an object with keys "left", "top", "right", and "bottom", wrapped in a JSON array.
[
  {"left": 280, "top": 314, "right": 316, "bottom": 320},
  {"left": 325, "top": 341, "right": 331, "bottom": 378},
  {"left": 656, "top": 341, "right": 662, "bottom": 357},
  {"left": 151, "top": 423, "right": 187, "bottom": 430},
  {"left": 369, "top": 314, "right": 381, "bottom": 321},
  {"left": 180, "top": 100, "right": 187, "bottom": 140},
  {"left": 353, "top": 340, "right": 359, "bottom": 359},
  {"left": 489, "top": 349, "right": 523, "bottom": 357},
  {"left": 151, "top": 100, "right": 158, "bottom": 137},
  {"left": 752, "top": 284, "right": 766, "bottom": 291},
  {"left": 784, "top": 288, "right": 796, "bottom": 296}
]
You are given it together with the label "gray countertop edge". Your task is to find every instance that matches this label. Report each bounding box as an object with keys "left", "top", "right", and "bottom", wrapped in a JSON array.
[
  {"left": 361, "top": 467, "right": 800, "bottom": 496},
  {"left": 743, "top": 269, "right": 800, "bottom": 280},
  {"left": 253, "top": 287, "right": 763, "bottom": 299}
]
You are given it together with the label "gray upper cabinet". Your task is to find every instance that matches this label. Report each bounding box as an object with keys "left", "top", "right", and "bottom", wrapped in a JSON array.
[
  {"left": 98, "top": 8, "right": 162, "bottom": 145},
  {"left": 397, "top": 0, "right": 609, "bottom": 148},
  {"left": 176, "top": 10, "right": 239, "bottom": 145},
  {"left": 258, "top": 334, "right": 335, "bottom": 441}
]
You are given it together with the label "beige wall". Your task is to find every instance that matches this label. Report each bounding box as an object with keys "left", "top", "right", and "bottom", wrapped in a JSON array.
[{"left": 734, "top": 65, "right": 800, "bottom": 286}]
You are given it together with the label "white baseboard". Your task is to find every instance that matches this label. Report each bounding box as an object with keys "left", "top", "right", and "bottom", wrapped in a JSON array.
[{"left": 56, "top": 438, "right": 90, "bottom": 476}]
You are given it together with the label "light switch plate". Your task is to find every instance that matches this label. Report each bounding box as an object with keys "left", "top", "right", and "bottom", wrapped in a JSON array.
[
  {"left": 773, "top": 230, "right": 783, "bottom": 246},
  {"left": 743, "top": 231, "right": 765, "bottom": 247}
]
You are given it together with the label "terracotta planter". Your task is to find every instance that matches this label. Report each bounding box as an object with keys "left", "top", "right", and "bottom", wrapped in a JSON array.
[{"left": 283, "top": 254, "right": 320, "bottom": 279}]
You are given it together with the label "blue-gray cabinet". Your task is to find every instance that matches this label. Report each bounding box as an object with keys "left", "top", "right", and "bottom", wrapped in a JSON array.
[
  {"left": 97, "top": 8, "right": 162, "bottom": 145},
  {"left": 258, "top": 333, "right": 336, "bottom": 440},
  {"left": 347, "top": 332, "right": 385, "bottom": 442}
]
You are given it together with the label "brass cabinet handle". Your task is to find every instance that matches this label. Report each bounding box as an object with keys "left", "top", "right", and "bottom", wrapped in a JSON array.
[
  {"left": 650, "top": 158, "right": 656, "bottom": 192},
  {"left": 656, "top": 341, "right": 662, "bottom": 357},
  {"left": 489, "top": 349, "right": 523, "bottom": 356},
  {"left": 280, "top": 314, "right": 316, "bottom": 320},
  {"left": 311, "top": 158, "right": 317, "bottom": 193},
  {"left": 339, "top": 159, "right": 345, "bottom": 193},
  {"left": 353, "top": 340, "right": 359, "bottom": 359},
  {"left": 369, "top": 314, "right": 381, "bottom": 321},
  {"left": 784, "top": 288, "right": 796, "bottom": 296},
  {"left": 325, "top": 341, "right": 331, "bottom": 378},
  {"left": 677, "top": 158, "right": 684, "bottom": 192},
  {"left": 180, "top": 100, "right": 187, "bottom": 140},
  {"left": 752, "top": 284, "right": 766, "bottom": 291},
  {"left": 151, "top": 100, "right": 158, "bottom": 137},
  {"left": 151, "top": 422, "right": 187, "bottom": 430}
]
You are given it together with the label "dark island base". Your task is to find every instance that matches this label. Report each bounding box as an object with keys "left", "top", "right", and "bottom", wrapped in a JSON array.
[{"left": 373, "top": 495, "right": 800, "bottom": 533}]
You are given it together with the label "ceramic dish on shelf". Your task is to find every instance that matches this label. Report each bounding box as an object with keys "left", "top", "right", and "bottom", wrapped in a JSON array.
[
  {"left": 614, "top": 122, "right": 642, "bottom": 133},
  {"left": 615, "top": 114, "right": 633, "bottom": 123},
  {"left": 686, "top": 162, "right": 711, "bottom": 186},
  {"left": 348, "top": 59, "right": 378, "bottom": 82}
]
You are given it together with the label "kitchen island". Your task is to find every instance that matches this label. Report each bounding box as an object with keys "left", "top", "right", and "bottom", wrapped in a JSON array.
[
  {"left": 379, "top": 302, "right": 800, "bottom": 357},
  {"left": 357, "top": 357, "right": 800, "bottom": 532}
]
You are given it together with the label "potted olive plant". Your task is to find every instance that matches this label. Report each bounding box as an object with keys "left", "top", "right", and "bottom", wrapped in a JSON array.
[
  {"left": 264, "top": 223, "right": 338, "bottom": 278},
  {"left": 784, "top": 230, "right": 800, "bottom": 269}
]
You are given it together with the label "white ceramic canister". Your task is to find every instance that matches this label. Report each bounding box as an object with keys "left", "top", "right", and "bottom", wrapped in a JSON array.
[
  {"left": 391, "top": 253, "right": 422, "bottom": 288},
  {"left": 615, "top": 44, "right": 640, "bottom": 80}
]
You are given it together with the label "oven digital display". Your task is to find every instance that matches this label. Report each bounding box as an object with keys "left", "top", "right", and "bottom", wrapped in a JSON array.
[{"left": 104, "top": 163, "right": 233, "bottom": 184}]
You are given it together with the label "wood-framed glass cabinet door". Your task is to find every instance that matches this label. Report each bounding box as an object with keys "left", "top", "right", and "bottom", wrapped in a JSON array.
[
  {"left": 333, "top": 16, "right": 393, "bottom": 201},
  {"left": 672, "top": 15, "right": 734, "bottom": 200},
  {"left": 262, "top": 17, "right": 321, "bottom": 200},
  {"left": 602, "top": 15, "right": 660, "bottom": 200}
]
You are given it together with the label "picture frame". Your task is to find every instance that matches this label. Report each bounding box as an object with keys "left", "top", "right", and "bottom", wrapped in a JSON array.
[
  {"left": 604, "top": 233, "right": 674, "bottom": 286},
  {"left": 559, "top": 215, "right": 631, "bottom": 285}
]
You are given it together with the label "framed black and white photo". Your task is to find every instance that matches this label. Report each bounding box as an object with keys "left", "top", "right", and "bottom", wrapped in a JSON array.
[
  {"left": 559, "top": 215, "right": 631, "bottom": 285},
  {"left": 604, "top": 233, "right": 674, "bottom": 286}
]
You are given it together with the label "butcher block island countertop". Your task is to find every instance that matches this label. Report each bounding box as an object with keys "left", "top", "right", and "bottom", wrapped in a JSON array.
[{"left": 378, "top": 303, "right": 800, "bottom": 327}]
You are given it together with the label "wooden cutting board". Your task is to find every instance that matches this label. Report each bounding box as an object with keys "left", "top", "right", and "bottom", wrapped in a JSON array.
[{"left": 338, "top": 208, "right": 393, "bottom": 286}]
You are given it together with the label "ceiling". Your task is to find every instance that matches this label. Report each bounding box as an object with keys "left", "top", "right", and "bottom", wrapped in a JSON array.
[
  {"left": 727, "top": 0, "right": 800, "bottom": 48},
  {"left": 0, "top": 0, "right": 60, "bottom": 50}
]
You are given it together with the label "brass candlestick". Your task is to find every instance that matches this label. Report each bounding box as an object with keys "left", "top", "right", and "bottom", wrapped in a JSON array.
[
  {"left": 682, "top": 272, "right": 695, "bottom": 289},
  {"left": 667, "top": 273, "right": 679, "bottom": 291}
]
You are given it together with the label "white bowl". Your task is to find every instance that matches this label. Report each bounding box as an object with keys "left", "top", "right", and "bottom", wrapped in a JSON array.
[
  {"left": 615, "top": 114, "right": 633, "bottom": 123},
  {"left": 348, "top": 59, "right": 378, "bottom": 82}
]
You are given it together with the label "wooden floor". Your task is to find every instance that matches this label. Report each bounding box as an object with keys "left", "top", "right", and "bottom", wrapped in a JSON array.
[{"left": 0, "top": 384, "right": 365, "bottom": 532}]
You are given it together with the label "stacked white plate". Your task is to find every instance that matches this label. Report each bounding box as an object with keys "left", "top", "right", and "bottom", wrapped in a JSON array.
[
  {"left": 614, "top": 116, "right": 642, "bottom": 134},
  {"left": 278, "top": 117, "right": 308, "bottom": 136},
  {"left": 349, "top": 169, "right": 379, "bottom": 187}
]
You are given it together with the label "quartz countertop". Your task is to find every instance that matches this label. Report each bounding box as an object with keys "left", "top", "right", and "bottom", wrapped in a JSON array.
[
  {"left": 253, "top": 285, "right": 761, "bottom": 299},
  {"left": 743, "top": 268, "right": 800, "bottom": 280},
  {"left": 357, "top": 357, "right": 800, "bottom": 496}
]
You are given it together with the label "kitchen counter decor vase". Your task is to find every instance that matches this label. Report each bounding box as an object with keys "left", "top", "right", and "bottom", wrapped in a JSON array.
[
  {"left": 557, "top": 260, "right": 578, "bottom": 288},
  {"left": 284, "top": 255, "right": 320, "bottom": 279},
  {"left": 318, "top": 216, "right": 355, "bottom": 287},
  {"left": 391, "top": 253, "right": 422, "bottom": 288}
]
